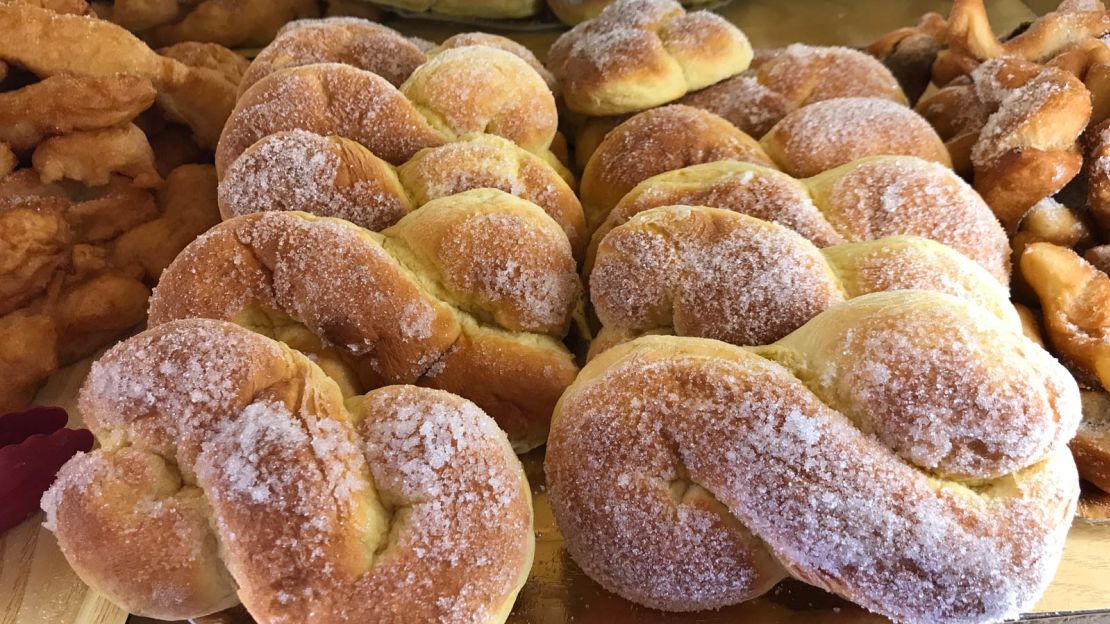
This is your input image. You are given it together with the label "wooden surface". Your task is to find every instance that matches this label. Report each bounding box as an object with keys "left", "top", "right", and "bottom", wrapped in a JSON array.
[{"left": 4, "top": 1, "right": 1109, "bottom": 623}]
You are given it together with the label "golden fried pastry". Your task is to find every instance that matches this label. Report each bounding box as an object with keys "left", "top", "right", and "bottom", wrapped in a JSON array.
[
  {"left": 2, "top": 0, "right": 90, "bottom": 13},
  {"left": 585, "top": 155, "right": 1010, "bottom": 285},
  {"left": 589, "top": 206, "right": 1016, "bottom": 358},
  {"left": 217, "top": 46, "right": 558, "bottom": 175},
  {"left": 0, "top": 73, "right": 156, "bottom": 152},
  {"left": 0, "top": 142, "right": 15, "bottom": 176},
  {"left": 1022, "top": 242, "right": 1110, "bottom": 390},
  {"left": 1085, "top": 244, "right": 1110, "bottom": 275},
  {"left": 0, "top": 165, "right": 220, "bottom": 412},
  {"left": 547, "top": 291, "right": 1079, "bottom": 619},
  {"left": 1047, "top": 37, "right": 1110, "bottom": 125},
  {"left": 0, "top": 4, "right": 240, "bottom": 149},
  {"left": 867, "top": 12, "right": 948, "bottom": 103},
  {"left": 937, "top": 0, "right": 1110, "bottom": 86},
  {"left": 1086, "top": 118, "right": 1110, "bottom": 235},
  {"left": 918, "top": 58, "right": 1092, "bottom": 231},
  {"left": 1018, "top": 197, "right": 1094, "bottom": 249},
  {"left": 580, "top": 105, "right": 774, "bottom": 229},
  {"left": 44, "top": 319, "right": 533, "bottom": 622},
  {"left": 1015, "top": 302, "right": 1047, "bottom": 346},
  {"left": 219, "top": 131, "right": 585, "bottom": 257},
  {"left": 158, "top": 41, "right": 249, "bottom": 86},
  {"left": 547, "top": 0, "right": 752, "bottom": 115},
  {"left": 148, "top": 190, "right": 580, "bottom": 451},
  {"left": 1076, "top": 391, "right": 1110, "bottom": 492},
  {"left": 761, "top": 97, "right": 950, "bottom": 178},
  {"left": 92, "top": 0, "right": 175, "bottom": 31},
  {"left": 32, "top": 124, "right": 162, "bottom": 188}
]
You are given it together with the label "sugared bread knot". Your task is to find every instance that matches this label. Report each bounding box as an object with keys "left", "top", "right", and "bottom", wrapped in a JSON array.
[
  {"left": 573, "top": 43, "right": 910, "bottom": 170},
  {"left": 238, "top": 18, "right": 431, "bottom": 95},
  {"left": 547, "top": 291, "right": 1080, "bottom": 622},
  {"left": 218, "top": 131, "right": 586, "bottom": 257},
  {"left": 149, "top": 189, "right": 580, "bottom": 452},
  {"left": 588, "top": 206, "right": 1016, "bottom": 357},
  {"left": 761, "top": 97, "right": 951, "bottom": 178},
  {"left": 43, "top": 319, "right": 533, "bottom": 623},
  {"left": 547, "top": 0, "right": 753, "bottom": 115},
  {"left": 684, "top": 44, "right": 908, "bottom": 136},
  {"left": 216, "top": 45, "right": 558, "bottom": 176},
  {"left": 580, "top": 105, "right": 774, "bottom": 229},
  {"left": 239, "top": 18, "right": 555, "bottom": 98},
  {"left": 586, "top": 157, "right": 1010, "bottom": 285},
  {"left": 917, "top": 57, "right": 1092, "bottom": 231}
]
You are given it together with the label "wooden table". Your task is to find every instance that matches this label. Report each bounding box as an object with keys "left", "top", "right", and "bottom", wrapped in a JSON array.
[{"left": 5, "top": 1, "right": 1109, "bottom": 623}]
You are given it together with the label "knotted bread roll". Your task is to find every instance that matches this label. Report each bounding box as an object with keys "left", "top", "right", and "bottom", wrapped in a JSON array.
[
  {"left": 149, "top": 189, "right": 580, "bottom": 452},
  {"left": 219, "top": 131, "right": 586, "bottom": 258},
  {"left": 588, "top": 206, "right": 1016, "bottom": 357},
  {"left": 43, "top": 319, "right": 533, "bottom": 623},
  {"left": 216, "top": 45, "right": 558, "bottom": 176},
  {"left": 586, "top": 157, "right": 1010, "bottom": 284},
  {"left": 547, "top": 291, "right": 1080, "bottom": 622},
  {"left": 547, "top": 0, "right": 753, "bottom": 115}
]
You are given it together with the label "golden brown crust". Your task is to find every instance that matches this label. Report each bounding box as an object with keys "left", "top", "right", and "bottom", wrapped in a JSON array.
[
  {"left": 590, "top": 206, "right": 1017, "bottom": 356},
  {"left": 761, "top": 97, "right": 951, "bottom": 178},
  {"left": 432, "top": 32, "right": 556, "bottom": 92},
  {"left": 148, "top": 0, "right": 320, "bottom": 47},
  {"left": 580, "top": 105, "right": 774, "bottom": 230},
  {"left": 549, "top": 292, "right": 1079, "bottom": 619},
  {"left": 867, "top": 12, "right": 947, "bottom": 104},
  {"left": 46, "top": 319, "right": 533, "bottom": 622},
  {"left": 547, "top": 0, "right": 752, "bottom": 115},
  {"left": 149, "top": 191, "right": 580, "bottom": 451}
]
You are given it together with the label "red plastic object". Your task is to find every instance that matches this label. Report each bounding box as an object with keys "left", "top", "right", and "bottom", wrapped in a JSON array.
[{"left": 0, "top": 406, "right": 93, "bottom": 533}]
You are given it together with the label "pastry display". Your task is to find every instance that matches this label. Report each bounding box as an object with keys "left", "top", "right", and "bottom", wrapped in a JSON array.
[
  {"left": 0, "top": 5, "right": 240, "bottom": 411},
  {"left": 588, "top": 206, "right": 1015, "bottom": 357},
  {"left": 4, "top": 1, "right": 1109, "bottom": 623},
  {"left": 147, "top": 191, "right": 580, "bottom": 452},
  {"left": 42, "top": 318, "right": 534, "bottom": 622},
  {"left": 547, "top": 291, "right": 1080, "bottom": 622}
]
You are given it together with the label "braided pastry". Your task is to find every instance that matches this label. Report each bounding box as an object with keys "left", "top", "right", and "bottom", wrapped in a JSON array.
[
  {"left": 218, "top": 131, "right": 586, "bottom": 258},
  {"left": 547, "top": 0, "right": 753, "bottom": 115},
  {"left": 42, "top": 318, "right": 533, "bottom": 622},
  {"left": 868, "top": 12, "right": 948, "bottom": 104},
  {"left": 149, "top": 189, "right": 580, "bottom": 452},
  {"left": 574, "top": 44, "right": 908, "bottom": 169},
  {"left": 547, "top": 291, "right": 1080, "bottom": 621},
  {"left": 916, "top": 58, "right": 1091, "bottom": 231},
  {"left": 586, "top": 157, "right": 1010, "bottom": 285},
  {"left": 589, "top": 206, "right": 1016, "bottom": 357},
  {"left": 216, "top": 46, "right": 558, "bottom": 176},
  {"left": 582, "top": 102, "right": 949, "bottom": 228}
]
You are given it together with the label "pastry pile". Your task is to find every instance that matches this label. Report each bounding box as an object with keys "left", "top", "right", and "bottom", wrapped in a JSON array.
[
  {"left": 0, "top": 2, "right": 245, "bottom": 410},
  {"left": 14, "top": 1, "right": 1106, "bottom": 623}
]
